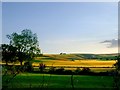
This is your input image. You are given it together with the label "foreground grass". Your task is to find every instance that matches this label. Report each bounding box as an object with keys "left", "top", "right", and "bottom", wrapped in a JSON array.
[{"left": 3, "top": 73, "right": 114, "bottom": 89}]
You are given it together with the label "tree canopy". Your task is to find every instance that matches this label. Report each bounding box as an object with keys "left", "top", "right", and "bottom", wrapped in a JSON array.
[
  {"left": 6, "top": 29, "right": 41, "bottom": 65},
  {"left": 2, "top": 44, "right": 17, "bottom": 65}
]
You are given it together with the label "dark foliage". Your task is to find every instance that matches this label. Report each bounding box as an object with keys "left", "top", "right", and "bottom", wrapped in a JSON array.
[
  {"left": 6, "top": 29, "right": 41, "bottom": 65},
  {"left": 48, "top": 67, "right": 56, "bottom": 73},
  {"left": 74, "top": 67, "right": 81, "bottom": 74},
  {"left": 24, "top": 62, "right": 34, "bottom": 72},
  {"left": 2, "top": 44, "right": 17, "bottom": 65},
  {"left": 39, "top": 63, "right": 46, "bottom": 72}
]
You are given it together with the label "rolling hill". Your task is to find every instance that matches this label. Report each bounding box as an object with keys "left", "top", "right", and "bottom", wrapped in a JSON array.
[{"left": 36, "top": 53, "right": 118, "bottom": 61}]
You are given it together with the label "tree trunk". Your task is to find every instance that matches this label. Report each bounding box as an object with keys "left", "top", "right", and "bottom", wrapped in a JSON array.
[
  {"left": 20, "top": 61, "right": 22, "bottom": 66},
  {"left": 5, "top": 61, "right": 8, "bottom": 66},
  {"left": 71, "top": 74, "right": 74, "bottom": 90}
]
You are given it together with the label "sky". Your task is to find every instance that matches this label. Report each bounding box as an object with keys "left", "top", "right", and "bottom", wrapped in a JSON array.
[
  {"left": 1, "top": 0, "right": 119, "bottom": 2},
  {"left": 2, "top": 2, "right": 118, "bottom": 54},
  {"left": 0, "top": 2, "right": 2, "bottom": 45}
]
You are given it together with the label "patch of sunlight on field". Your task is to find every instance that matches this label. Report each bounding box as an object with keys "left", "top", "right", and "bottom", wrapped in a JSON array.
[
  {"left": 32, "top": 60, "right": 116, "bottom": 67},
  {"left": 32, "top": 59, "right": 116, "bottom": 72}
]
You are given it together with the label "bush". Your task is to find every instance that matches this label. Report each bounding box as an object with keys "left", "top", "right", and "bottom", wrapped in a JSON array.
[
  {"left": 39, "top": 63, "right": 46, "bottom": 72},
  {"left": 81, "top": 67, "right": 91, "bottom": 74},
  {"left": 24, "top": 62, "right": 33, "bottom": 72},
  {"left": 55, "top": 67, "right": 64, "bottom": 74},
  {"left": 75, "top": 67, "right": 81, "bottom": 74},
  {"left": 64, "top": 70, "right": 72, "bottom": 75},
  {"left": 48, "top": 67, "right": 56, "bottom": 73}
]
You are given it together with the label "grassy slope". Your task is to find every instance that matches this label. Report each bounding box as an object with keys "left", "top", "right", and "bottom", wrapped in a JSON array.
[
  {"left": 34, "top": 53, "right": 117, "bottom": 62},
  {"left": 42, "top": 53, "right": 117, "bottom": 60},
  {"left": 3, "top": 73, "right": 114, "bottom": 89}
]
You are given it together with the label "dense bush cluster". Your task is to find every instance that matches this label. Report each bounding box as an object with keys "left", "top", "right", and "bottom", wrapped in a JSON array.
[{"left": 31, "top": 66, "right": 113, "bottom": 76}]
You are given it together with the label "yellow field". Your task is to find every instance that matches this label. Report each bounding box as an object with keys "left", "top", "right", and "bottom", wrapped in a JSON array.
[
  {"left": 33, "top": 59, "right": 116, "bottom": 67},
  {"left": 1, "top": 55, "right": 117, "bottom": 72},
  {"left": 32, "top": 59, "right": 116, "bottom": 72}
]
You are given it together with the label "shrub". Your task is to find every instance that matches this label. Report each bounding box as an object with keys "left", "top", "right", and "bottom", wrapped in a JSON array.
[
  {"left": 39, "top": 63, "right": 46, "bottom": 72},
  {"left": 64, "top": 70, "right": 72, "bottom": 75},
  {"left": 48, "top": 67, "right": 56, "bottom": 73},
  {"left": 55, "top": 67, "right": 64, "bottom": 74},
  {"left": 75, "top": 67, "right": 81, "bottom": 74},
  {"left": 81, "top": 67, "right": 91, "bottom": 74},
  {"left": 24, "top": 61, "right": 33, "bottom": 72}
]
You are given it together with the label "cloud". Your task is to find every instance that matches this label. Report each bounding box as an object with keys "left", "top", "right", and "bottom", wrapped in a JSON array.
[{"left": 101, "top": 39, "right": 118, "bottom": 48}]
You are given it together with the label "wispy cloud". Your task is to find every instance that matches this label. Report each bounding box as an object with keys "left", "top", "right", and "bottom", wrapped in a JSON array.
[{"left": 101, "top": 39, "right": 118, "bottom": 48}]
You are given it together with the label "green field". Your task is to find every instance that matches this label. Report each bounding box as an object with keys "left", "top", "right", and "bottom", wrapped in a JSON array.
[{"left": 2, "top": 73, "right": 114, "bottom": 89}]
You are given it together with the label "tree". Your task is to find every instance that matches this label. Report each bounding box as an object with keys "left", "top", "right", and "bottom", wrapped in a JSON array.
[
  {"left": 115, "top": 55, "right": 120, "bottom": 70},
  {"left": 113, "top": 55, "right": 120, "bottom": 89},
  {"left": 2, "top": 44, "right": 17, "bottom": 65},
  {"left": 7, "top": 29, "right": 41, "bottom": 65}
]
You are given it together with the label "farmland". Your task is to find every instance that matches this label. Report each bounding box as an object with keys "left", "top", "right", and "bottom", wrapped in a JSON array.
[
  {"left": 2, "top": 73, "right": 114, "bottom": 89},
  {"left": 2, "top": 53, "right": 118, "bottom": 89},
  {"left": 1, "top": 54, "right": 117, "bottom": 72},
  {"left": 32, "top": 54, "right": 117, "bottom": 72}
]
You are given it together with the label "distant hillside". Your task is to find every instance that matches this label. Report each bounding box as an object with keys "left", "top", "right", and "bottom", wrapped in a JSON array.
[
  {"left": 38, "top": 53, "right": 118, "bottom": 61},
  {"left": 40, "top": 54, "right": 84, "bottom": 61},
  {"left": 76, "top": 53, "right": 118, "bottom": 60}
]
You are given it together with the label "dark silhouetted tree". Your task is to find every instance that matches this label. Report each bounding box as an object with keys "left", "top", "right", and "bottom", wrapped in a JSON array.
[
  {"left": 2, "top": 44, "right": 17, "bottom": 65},
  {"left": 113, "top": 55, "right": 120, "bottom": 89},
  {"left": 7, "top": 29, "right": 41, "bottom": 65}
]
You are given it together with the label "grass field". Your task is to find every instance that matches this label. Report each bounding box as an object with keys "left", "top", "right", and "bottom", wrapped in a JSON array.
[{"left": 2, "top": 73, "right": 114, "bottom": 89}]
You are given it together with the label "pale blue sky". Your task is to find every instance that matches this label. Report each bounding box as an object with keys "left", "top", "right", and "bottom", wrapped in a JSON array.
[
  {"left": 2, "top": 2, "right": 118, "bottom": 54},
  {"left": 0, "top": 2, "right": 2, "bottom": 44}
]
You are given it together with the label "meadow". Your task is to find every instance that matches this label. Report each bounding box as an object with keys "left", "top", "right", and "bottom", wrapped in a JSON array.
[{"left": 2, "top": 73, "right": 114, "bottom": 89}]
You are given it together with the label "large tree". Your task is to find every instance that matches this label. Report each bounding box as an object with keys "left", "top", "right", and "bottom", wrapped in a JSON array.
[
  {"left": 113, "top": 55, "right": 120, "bottom": 89},
  {"left": 7, "top": 29, "right": 41, "bottom": 65},
  {"left": 2, "top": 44, "right": 17, "bottom": 65}
]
